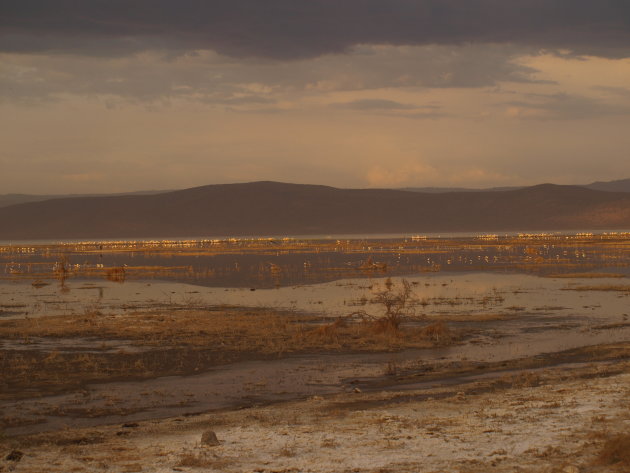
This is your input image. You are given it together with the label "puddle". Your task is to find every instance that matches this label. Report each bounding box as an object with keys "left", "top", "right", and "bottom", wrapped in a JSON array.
[{"left": 0, "top": 337, "right": 149, "bottom": 353}]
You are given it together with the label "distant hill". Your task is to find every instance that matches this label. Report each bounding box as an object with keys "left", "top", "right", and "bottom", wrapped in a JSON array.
[
  {"left": 402, "top": 178, "right": 630, "bottom": 194},
  {"left": 1, "top": 181, "right": 630, "bottom": 240},
  {"left": 400, "top": 186, "right": 523, "bottom": 193},
  {"left": 585, "top": 178, "right": 630, "bottom": 193},
  {"left": 4, "top": 178, "right": 628, "bottom": 209},
  {"left": 0, "top": 194, "right": 48, "bottom": 208},
  {"left": 0, "top": 190, "right": 169, "bottom": 209}
]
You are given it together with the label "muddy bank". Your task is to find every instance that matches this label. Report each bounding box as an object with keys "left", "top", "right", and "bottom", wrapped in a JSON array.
[
  {"left": 3, "top": 338, "right": 629, "bottom": 438},
  {"left": 0, "top": 307, "right": 455, "bottom": 401},
  {"left": 2, "top": 354, "right": 628, "bottom": 473}
]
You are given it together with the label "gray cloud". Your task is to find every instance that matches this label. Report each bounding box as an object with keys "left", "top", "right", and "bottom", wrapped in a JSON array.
[
  {"left": 330, "top": 98, "right": 444, "bottom": 119},
  {"left": 2, "top": 1, "right": 630, "bottom": 59},
  {"left": 331, "top": 99, "right": 420, "bottom": 110},
  {"left": 593, "top": 86, "right": 630, "bottom": 98},
  {"left": 0, "top": 44, "right": 546, "bottom": 104},
  {"left": 505, "top": 92, "right": 630, "bottom": 120}
]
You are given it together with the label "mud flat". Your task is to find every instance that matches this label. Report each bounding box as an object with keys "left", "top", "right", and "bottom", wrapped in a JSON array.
[
  {"left": 1, "top": 235, "right": 630, "bottom": 471},
  {"left": 1, "top": 345, "right": 629, "bottom": 473}
]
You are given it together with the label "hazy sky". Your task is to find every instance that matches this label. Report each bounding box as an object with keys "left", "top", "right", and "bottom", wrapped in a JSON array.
[{"left": 2, "top": 1, "right": 630, "bottom": 193}]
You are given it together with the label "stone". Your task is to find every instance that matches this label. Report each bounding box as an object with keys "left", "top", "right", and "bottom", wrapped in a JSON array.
[
  {"left": 201, "top": 430, "right": 221, "bottom": 446},
  {"left": 6, "top": 450, "right": 23, "bottom": 462}
]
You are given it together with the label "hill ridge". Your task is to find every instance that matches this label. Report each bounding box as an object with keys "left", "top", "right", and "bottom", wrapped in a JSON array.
[{"left": 1, "top": 181, "right": 630, "bottom": 239}]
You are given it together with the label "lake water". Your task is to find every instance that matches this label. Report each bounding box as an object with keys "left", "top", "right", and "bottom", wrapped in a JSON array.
[{"left": 2, "top": 235, "right": 630, "bottom": 328}]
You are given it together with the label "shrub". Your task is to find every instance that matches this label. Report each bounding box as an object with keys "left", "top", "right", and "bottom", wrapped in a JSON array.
[
  {"left": 370, "top": 278, "right": 414, "bottom": 332},
  {"left": 105, "top": 266, "right": 126, "bottom": 282}
]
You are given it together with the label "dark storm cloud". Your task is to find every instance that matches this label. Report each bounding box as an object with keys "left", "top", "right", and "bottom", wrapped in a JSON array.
[
  {"left": 2, "top": 0, "right": 630, "bottom": 59},
  {"left": 0, "top": 44, "right": 545, "bottom": 104}
]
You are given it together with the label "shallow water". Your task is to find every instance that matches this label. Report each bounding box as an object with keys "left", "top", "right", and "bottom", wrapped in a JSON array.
[
  {"left": 3, "top": 236, "right": 630, "bottom": 435},
  {"left": 1, "top": 272, "right": 628, "bottom": 329},
  {"left": 3, "top": 235, "right": 630, "bottom": 289}
]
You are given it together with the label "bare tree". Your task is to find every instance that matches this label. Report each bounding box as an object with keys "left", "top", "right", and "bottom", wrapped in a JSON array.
[{"left": 371, "top": 278, "right": 415, "bottom": 331}]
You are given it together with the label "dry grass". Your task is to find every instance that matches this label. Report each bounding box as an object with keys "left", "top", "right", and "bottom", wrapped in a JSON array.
[
  {"left": 105, "top": 267, "right": 126, "bottom": 282},
  {"left": 305, "top": 317, "right": 453, "bottom": 351},
  {"left": 418, "top": 321, "right": 451, "bottom": 342},
  {"left": 0, "top": 308, "right": 455, "bottom": 398},
  {"left": 278, "top": 443, "right": 297, "bottom": 457},
  {"left": 563, "top": 285, "right": 630, "bottom": 292},
  {"left": 320, "top": 438, "right": 338, "bottom": 448},
  {"left": 0, "top": 308, "right": 452, "bottom": 353},
  {"left": 546, "top": 272, "right": 626, "bottom": 278},
  {"left": 0, "top": 309, "right": 308, "bottom": 350},
  {"left": 177, "top": 450, "right": 232, "bottom": 468}
]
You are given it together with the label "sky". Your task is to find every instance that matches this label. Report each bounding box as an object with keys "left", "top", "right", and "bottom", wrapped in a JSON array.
[{"left": 2, "top": 0, "right": 630, "bottom": 194}]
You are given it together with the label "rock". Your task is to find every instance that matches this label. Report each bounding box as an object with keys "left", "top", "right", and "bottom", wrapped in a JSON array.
[
  {"left": 353, "top": 387, "right": 362, "bottom": 393},
  {"left": 310, "top": 395, "right": 324, "bottom": 401},
  {"left": 201, "top": 430, "right": 221, "bottom": 446},
  {"left": 562, "top": 466, "right": 580, "bottom": 473},
  {"left": 6, "top": 450, "right": 23, "bottom": 462},
  {"left": 122, "top": 422, "right": 139, "bottom": 428}
]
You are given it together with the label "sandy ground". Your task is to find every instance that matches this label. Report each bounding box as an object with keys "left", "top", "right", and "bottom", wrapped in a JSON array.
[{"left": 2, "top": 358, "right": 628, "bottom": 473}]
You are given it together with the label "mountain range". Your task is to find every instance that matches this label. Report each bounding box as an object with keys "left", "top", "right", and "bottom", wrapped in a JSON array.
[
  {"left": 1, "top": 181, "right": 630, "bottom": 240},
  {"left": 2, "top": 178, "right": 630, "bottom": 209}
]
